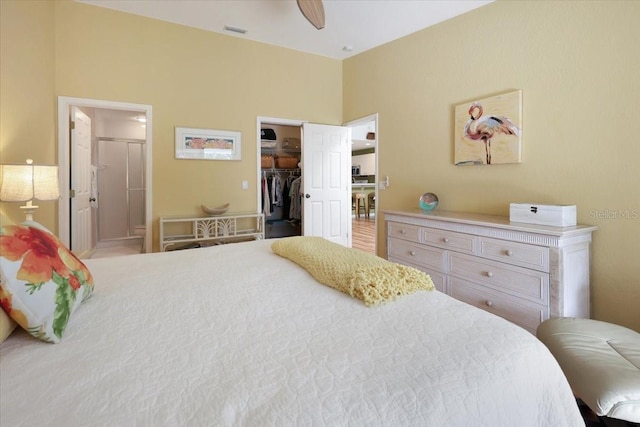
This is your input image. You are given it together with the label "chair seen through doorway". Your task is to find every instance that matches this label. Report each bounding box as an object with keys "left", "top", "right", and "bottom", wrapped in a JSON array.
[{"left": 352, "top": 193, "right": 366, "bottom": 218}]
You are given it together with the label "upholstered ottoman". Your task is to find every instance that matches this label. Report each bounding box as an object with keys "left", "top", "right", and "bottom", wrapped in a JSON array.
[{"left": 537, "top": 317, "right": 640, "bottom": 423}]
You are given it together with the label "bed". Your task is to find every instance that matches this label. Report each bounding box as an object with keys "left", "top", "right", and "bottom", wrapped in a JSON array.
[{"left": 1, "top": 236, "right": 583, "bottom": 426}]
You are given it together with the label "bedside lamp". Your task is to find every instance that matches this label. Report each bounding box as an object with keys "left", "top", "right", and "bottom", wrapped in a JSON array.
[{"left": 0, "top": 159, "right": 60, "bottom": 221}]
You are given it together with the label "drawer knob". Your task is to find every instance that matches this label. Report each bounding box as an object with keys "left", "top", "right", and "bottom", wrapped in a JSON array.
[
  {"left": 505, "top": 250, "right": 513, "bottom": 256},
  {"left": 485, "top": 300, "right": 493, "bottom": 307},
  {"left": 410, "top": 251, "right": 416, "bottom": 256},
  {"left": 400, "top": 230, "right": 406, "bottom": 234},
  {"left": 485, "top": 271, "right": 493, "bottom": 278},
  {"left": 442, "top": 237, "right": 449, "bottom": 243}
]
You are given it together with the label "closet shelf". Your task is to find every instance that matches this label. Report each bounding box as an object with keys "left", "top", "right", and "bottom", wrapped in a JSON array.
[{"left": 260, "top": 148, "right": 300, "bottom": 154}]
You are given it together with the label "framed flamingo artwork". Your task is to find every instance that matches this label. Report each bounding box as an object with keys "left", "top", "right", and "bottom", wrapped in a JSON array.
[{"left": 454, "top": 90, "right": 522, "bottom": 165}]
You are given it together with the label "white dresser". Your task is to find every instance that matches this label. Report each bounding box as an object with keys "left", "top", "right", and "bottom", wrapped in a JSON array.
[{"left": 384, "top": 210, "right": 597, "bottom": 334}]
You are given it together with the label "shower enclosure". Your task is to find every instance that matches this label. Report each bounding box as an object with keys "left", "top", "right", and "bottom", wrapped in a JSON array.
[{"left": 96, "top": 138, "right": 146, "bottom": 242}]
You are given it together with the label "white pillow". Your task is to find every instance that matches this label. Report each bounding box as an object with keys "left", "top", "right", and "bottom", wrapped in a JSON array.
[{"left": 0, "top": 221, "right": 94, "bottom": 343}]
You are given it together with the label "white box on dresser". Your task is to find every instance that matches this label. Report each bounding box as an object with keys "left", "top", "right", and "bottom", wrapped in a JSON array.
[
  {"left": 509, "top": 203, "right": 577, "bottom": 227},
  {"left": 384, "top": 210, "right": 597, "bottom": 334}
]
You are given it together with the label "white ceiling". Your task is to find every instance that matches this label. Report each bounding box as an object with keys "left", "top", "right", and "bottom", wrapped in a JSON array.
[{"left": 77, "top": 0, "right": 493, "bottom": 60}]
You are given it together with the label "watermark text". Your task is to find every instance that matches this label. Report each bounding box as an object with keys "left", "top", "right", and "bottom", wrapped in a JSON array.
[{"left": 589, "top": 209, "right": 639, "bottom": 220}]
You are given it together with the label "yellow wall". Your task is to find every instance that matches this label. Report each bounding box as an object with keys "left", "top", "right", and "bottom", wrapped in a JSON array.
[
  {"left": 51, "top": 1, "right": 342, "bottom": 249},
  {"left": 0, "top": 0, "right": 57, "bottom": 231},
  {"left": 344, "top": 0, "right": 640, "bottom": 330}
]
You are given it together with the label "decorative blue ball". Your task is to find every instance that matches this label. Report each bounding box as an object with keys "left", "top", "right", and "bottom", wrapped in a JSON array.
[{"left": 419, "top": 193, "right": 439, "bottom": 211}]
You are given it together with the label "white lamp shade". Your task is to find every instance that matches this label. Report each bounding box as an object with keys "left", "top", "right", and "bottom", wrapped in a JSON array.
[
  {"left": 0, "top": 164, "right": 60, "bottom": 202},
  {"left": 33, "top": 165, "right": 60, "bottom": 200}
]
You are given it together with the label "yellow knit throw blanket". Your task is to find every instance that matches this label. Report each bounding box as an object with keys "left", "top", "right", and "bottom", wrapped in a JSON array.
[{"left": 271, "top": 236, "right": 434, "bottom": 306}]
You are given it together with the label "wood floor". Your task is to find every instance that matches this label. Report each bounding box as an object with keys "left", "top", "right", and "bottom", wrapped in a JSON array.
[{"left": 352, "top": 215, "right": 376, "bottom": 254}]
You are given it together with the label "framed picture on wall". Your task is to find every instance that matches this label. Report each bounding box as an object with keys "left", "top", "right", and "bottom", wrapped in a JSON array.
[
  {"left": 454, "top": 90, "right": 522, "bottom": 166},
  {"left": 175, "top": 127, "right": 241, "bottom": 160}
]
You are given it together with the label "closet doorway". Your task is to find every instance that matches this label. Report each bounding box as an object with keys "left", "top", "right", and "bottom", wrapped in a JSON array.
[
  {"left": 256, "top": 117, "right": 352, "bottom": 246},
  {"left": 259, "top": 121, "right": 302, "bottom": 239},
  {"left": 345, "top": 114, "right": 378, "bottom": 255}
]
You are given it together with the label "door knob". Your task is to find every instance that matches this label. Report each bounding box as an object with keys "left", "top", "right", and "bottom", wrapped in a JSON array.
[
  {"left": 89, "top": 197, "right": 96, "bottom": 202},
  {"left": 305, "top": 194, "right": 311, "bottom": 198}
]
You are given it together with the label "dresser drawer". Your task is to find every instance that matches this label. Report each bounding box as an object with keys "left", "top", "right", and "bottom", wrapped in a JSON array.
[
  {"left": 478, "top": 237, "right": 549, "bottom": 272},
  {"left": 427, "top": 271, "right": 447, "bottom": 293},
  {"left": 449, "top": 277, "right": 548, "bottom": 334},
  {"left": 389, "top": 257, "right": 447, "bottom": 293},
  {"left": 421, "top": 227, "right": 475, "bottom": 254},
  {"left": 449, "top": 253, "right": 549, "bottom": 305},
  {"left": 388, "top": 237, "right": 446, "bottom": 272},
  {"left": 387, "top": 222, "right": 421, "bottom": 243}
]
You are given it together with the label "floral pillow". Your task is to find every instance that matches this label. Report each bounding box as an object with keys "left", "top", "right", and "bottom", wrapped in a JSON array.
[{"left": 0, "top": 221, "right": 94, "bottom": 343}]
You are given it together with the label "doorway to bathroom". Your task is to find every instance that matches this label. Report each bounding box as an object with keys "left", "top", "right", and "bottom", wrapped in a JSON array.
[{"left": 58, "top": 96, "right": 152, "bottom": 258}]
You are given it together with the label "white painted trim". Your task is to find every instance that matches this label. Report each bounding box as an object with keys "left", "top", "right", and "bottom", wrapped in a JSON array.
[
  {"left": 344, "top": 113, "right": 378, "bottom": 128},
  {"left": 57, "top": 96, "right": 153, "bottom": 253}
]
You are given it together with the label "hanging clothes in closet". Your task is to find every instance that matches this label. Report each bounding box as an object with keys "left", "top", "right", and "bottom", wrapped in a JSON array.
[
  {"left": 262, "top": 170, "right": 302, "bottom": 220},
  {"left": 271, "top": 174, "right": 283, "bottom": 208},
  {"left": 261, "top": 174, "right": 272, "bottom": 217},
  {"left": 288, "top": 176, "right": 302, "bottom": 220}
]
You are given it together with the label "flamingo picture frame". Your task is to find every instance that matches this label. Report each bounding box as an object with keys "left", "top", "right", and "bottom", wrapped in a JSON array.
[{"left": 454, "top": 90, "right": 522, "bottom": 165}]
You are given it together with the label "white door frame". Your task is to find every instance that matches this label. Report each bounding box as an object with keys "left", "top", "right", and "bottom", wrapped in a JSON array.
[
  {"left": 57, "top": 96, "right": 153, "bottom": 253},
  {"left": 344, "top": 113, "right": 379, "bottom": 253}
]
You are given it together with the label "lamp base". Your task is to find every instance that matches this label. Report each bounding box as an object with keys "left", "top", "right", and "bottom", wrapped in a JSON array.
[{"left": 20, "top": 200, "right": 38, "bottom": 222}]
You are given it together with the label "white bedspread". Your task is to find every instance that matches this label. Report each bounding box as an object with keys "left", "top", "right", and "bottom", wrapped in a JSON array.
[{"left": 1, "top": 239, "right": 583, "bottom": 426}]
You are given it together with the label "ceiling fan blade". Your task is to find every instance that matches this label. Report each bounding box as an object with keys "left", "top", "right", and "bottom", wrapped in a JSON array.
[{"left": 297, "top": 0, "right": 325, "bottom": 30}]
